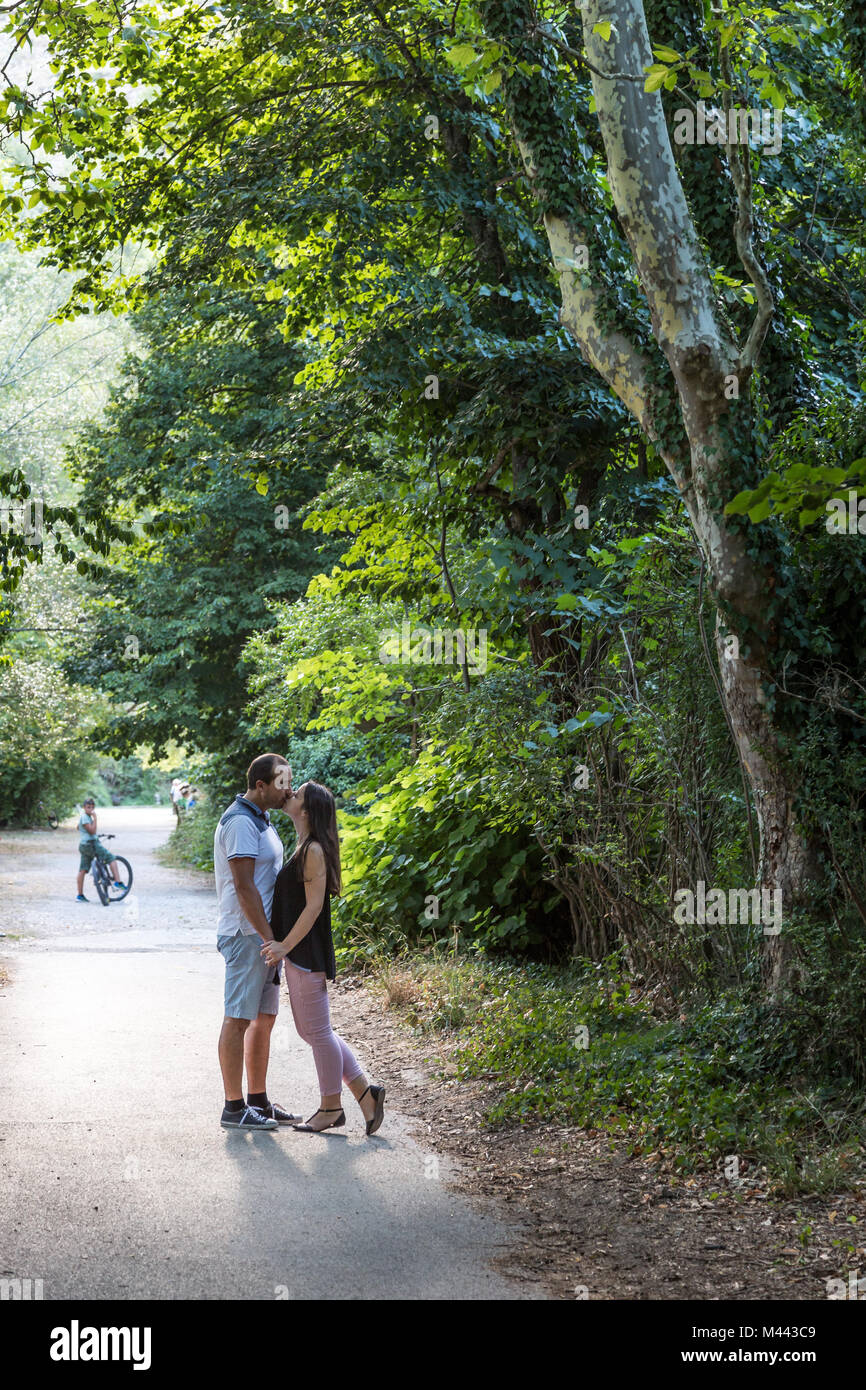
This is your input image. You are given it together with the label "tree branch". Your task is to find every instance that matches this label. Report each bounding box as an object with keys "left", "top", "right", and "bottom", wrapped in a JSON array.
[
  {"left": 719, "top": 44, "right": 774, "bottom": 379},
  {"left": 580, "top": 0, "right": 732, "bottom": 387}
]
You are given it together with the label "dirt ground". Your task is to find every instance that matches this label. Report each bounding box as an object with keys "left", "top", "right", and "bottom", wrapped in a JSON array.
[{"left": 331, "top": 976, "right": 866, "bottom": 1301}]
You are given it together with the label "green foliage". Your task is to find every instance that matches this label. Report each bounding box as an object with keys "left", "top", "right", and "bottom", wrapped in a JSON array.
[
  {"left": 91, "top": 754, "right": 168, "bottom": 806},
  {"left": 643, "top": 2, "right": 828, "bottom": 108},
  {"left": 159, "top": 797, "right": 218, "bottom": 874},
  {"left": 0, "top": 241, "right": 133, "bottom": 819},
  {"left": 278, "top": 728, "right": 377, "bottom": 810},
  {"left": 0, "top": 240, "right": 132, "bottom": 596},
  {"left": 60, "top": 283, "right": 335, "bottom": 756},
  {"left": 0, "top": 656, "right": 100, "bottom": 823},
  {"left": 162, "top": 727, "right": 376, "bottom": 873},
  {"left": 335, "top": 739, "right": 565, "bottom": 957},
  {"left": 726, "top": 394, "right": 866, "bottom": 526}
]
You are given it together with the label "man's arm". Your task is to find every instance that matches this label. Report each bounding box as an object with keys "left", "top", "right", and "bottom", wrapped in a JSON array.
[
  {"left": 84, "top": 812, "right": 97, "bottom": 834},
  {"left": 228, "top": 856, "right": 274, "bottom": 942}
]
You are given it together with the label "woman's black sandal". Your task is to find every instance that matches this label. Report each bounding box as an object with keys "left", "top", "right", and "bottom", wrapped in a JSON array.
[
  {"left": 359, "top": 1084, "right": 386, "bottom": 1136},
  {"left": 292, "top": 1107, "right": 346, "bottom": 1133}
]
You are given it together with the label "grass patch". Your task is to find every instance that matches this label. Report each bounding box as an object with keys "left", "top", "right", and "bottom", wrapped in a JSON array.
[{"left": 360, "top": 946, "right": 866, "bottom": 1196}]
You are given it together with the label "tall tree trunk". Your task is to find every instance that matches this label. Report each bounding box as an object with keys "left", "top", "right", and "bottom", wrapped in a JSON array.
[{"left": 481, "top": 0, "right": 822, "bottom": 988}]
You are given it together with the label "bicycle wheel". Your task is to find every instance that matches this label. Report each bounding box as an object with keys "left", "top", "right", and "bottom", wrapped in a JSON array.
[
  {"left": 107, "top": 857, "right": 133, "bottom": 902},
  {"left": 93, "top": 862, "right": 110, "bottom": 906}
]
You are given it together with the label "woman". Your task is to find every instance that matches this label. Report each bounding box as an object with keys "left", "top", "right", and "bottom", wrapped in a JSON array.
[{"left": 262, "top": 780, "right": 385, "bottom": 1135}]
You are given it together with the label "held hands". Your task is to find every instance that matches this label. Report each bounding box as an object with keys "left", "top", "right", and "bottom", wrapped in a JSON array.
[{"left": 261, "top": 938, "right": 288, "bottom": 967}]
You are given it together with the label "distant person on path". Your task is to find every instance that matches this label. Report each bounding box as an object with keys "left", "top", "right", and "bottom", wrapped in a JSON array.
[
  {"left": 215, "top": 753, "right": 302, "bottom": 1132},
  {"left": 75, "top": 798, "right": 122, "bottom": 903},
  {"left": 263, "top": 781, "right": 385, "bottom": 1135},
  {"left": 170, "top": 778, "right": 184, "bottom": 822}
]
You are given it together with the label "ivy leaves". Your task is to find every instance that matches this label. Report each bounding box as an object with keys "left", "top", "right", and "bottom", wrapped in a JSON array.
[
  {"left": 726, "top": 458, "right": 866, "bottom": 527},
  {"left": 725, "top": 395, "right": 866, "bottom": 528}
]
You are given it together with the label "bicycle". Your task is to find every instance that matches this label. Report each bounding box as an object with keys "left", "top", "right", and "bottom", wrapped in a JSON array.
[{"left": 90, "top": 834, "right": 133, "bottom": 906}]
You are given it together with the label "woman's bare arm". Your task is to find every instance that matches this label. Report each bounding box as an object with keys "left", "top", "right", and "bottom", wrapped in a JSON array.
[{"left": 265, "top": 843, "right": 327, "bottom": 958}]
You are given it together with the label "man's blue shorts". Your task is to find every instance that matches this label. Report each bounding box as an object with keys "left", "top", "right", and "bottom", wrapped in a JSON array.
[{"left": 217, "top": 933, "right": 281, "bottom": 1020}]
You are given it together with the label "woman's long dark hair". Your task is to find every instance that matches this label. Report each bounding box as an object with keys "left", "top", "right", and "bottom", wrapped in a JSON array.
[{"left": 291, "top": 780, "right": 342, "bottom": 895}]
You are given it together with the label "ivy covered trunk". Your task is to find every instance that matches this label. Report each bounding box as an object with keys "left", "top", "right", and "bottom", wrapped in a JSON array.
[
  {"left": 482, "top": 0, "right": 825, "bottom": 989},
  {"left": 714, "top": 628, "right": 821, "bottom": 990}
]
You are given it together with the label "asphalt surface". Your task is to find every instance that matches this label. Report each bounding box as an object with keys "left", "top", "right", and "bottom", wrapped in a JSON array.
[{"left": 0, "top": 807, "right": 540, "bottom": 1300}]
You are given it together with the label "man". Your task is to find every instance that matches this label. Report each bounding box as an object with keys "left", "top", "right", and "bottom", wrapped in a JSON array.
[
  {"left": 76, "top": 798, "right": 122, "bottom": 902},
  {"left": 215, "top": 752, "right": 302, "bottom": 1132}
]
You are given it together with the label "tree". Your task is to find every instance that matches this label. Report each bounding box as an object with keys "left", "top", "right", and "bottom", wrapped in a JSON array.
[
  {"left": 2, "top": 1, "right": 864, "bottom": 990},
  {"left": 0, "top": 655, "right": 101, "bottom": 822},
  {"left": 466, "top": 0, "right": 865, "bottom": 988},
  {"left": 0, "top": 238, "right": 129, "bottom": 818},
  {"left": 62, "top": 281, "right": 337, "bottom": 756}
]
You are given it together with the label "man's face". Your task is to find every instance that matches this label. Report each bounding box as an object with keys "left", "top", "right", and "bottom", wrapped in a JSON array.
[{"left": 261, "top": 762, "right": 292, "bottom": 811}]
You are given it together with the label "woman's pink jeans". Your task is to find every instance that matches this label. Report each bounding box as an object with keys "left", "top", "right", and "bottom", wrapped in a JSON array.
[{"left": 283, "top": 959, "right": 364, "bottom": 1096}]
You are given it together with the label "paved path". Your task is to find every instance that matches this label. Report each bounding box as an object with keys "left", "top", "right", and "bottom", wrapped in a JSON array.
[{"left": 0, "top": 807, "right": 539, "bottom": 1300}]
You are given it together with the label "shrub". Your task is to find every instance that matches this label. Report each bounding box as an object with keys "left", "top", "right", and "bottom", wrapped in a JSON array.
[
  {"left": 0, "top": 658, "right": 100, "bottom": 824},
  {"left": 334, "top": 742, "right": 570, "bottom": 958}
]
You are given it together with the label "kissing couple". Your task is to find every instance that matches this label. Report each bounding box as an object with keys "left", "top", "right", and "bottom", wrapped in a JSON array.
[{"left": 213, "top": 752, "right": 385, "bottom": 1136}]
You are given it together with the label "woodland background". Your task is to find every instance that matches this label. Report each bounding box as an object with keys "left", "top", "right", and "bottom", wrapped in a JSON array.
[{"left": 1, "top": 0, "right": 865, "bottom": 1191}]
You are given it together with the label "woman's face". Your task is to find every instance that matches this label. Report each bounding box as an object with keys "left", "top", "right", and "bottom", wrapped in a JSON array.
[{"left": 286, "top": 783, "right": 308, "bottom": 819}]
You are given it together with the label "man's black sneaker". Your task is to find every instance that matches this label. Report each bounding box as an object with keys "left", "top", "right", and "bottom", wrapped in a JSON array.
[
  {"left": 260, "top": 1101, "right": 303, "bottom": 1125},
  {"left": 220, "top": 1105, "right": 278, "bottom": 1131}
]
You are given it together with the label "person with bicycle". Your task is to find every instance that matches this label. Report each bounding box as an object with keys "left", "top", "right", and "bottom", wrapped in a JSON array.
[{"left": 75, "top": 798, "right": 123, "bottom": 902}]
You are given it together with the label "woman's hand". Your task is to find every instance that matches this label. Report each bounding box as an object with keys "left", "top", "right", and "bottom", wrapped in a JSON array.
[{"left": 261, "top": 938, "right": 288, "bottom": 967}]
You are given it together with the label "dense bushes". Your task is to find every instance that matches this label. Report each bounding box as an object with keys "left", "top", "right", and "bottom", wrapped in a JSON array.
[
  {"left": 334, "top": 740, "right": 570, "bottom": 958},
  {"left": 240, "top": 512, "right": 760, "bottom": 977},
  {"left": 0, "top": 658, "right": 99, "bottom": 825}
]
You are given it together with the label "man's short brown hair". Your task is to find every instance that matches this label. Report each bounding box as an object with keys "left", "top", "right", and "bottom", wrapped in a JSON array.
[{"left": 246, "top": 753, "right": 289, "bottom": 790}]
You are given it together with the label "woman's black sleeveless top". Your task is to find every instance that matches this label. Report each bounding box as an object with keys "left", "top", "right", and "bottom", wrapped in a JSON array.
[{"left": 271, "top": 851, "right": 336, "bottom": 981}]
